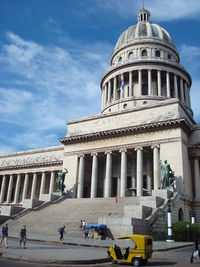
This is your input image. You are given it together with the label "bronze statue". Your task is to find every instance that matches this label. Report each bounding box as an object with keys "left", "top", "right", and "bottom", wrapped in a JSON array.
[
  {"left": 56, "top": 168, "right": 68, "bottom": 193},
  {"left": 160, "top": 160, "right": 175, "bottom": 189}
]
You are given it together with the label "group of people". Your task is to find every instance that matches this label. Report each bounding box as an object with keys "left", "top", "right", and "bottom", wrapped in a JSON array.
[{"left": 0, "top": 224, "right": 27, "bottom": 249}]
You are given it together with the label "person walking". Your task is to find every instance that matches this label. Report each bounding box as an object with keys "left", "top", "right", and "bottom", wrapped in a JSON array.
[
  {"left": 82, "top": 220, "right": 86, "bottom": 230},
  {"left": 58, "top": 225, "right": 66, "bottom": 241},
  {"left": 0, "top": 224, "right": 8, "bottom": 248},
  {"left": 84, "top": 228, "right": 89, "bottom": 239},
  {"left": 190, "top": 236, "right": 199, "bottom": 263},
  {"left": 19, "top": 225, "right": 27, "bottom": 249}
]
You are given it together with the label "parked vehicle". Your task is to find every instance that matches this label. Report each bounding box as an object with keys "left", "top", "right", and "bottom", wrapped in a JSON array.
[{"left": 107, "top": 234, "right": 153, "bottom": 266}]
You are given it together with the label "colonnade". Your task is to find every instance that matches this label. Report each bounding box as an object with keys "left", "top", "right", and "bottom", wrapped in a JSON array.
[
  {"left": 0, "top": 170, "right": 58, "bottom": 204},
  {"left": 77, "top": 145, "right": 160, "bottom": 199},
  {"left": 102, "top": 69, "right": 191, "bottom": 109}
]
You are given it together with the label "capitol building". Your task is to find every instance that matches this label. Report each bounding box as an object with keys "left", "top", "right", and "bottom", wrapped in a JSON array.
[{"left": 0, "top": 8, "right": 200, "bottom": 237}]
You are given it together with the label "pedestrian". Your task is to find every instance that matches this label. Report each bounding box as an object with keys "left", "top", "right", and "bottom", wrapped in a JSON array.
[
  {"left": 19, "top": 225, "right": 27, "bottom": 249},
  {"left": 80, "top": 220, "right": 83, "bottom": 231},
  {"left": 58, "top": 225, "right": 65, "bottom": 241},
  {"left": 84, "top": 228, "right": 89, "bottom": 239},
  {"left": 0, "top": 224, "right": 8, "bottom": 248},
  {"left": 190, "top": 236, "right": 199, "bottom": 263},
  {"left": 82, "top": 220, "right": 86, "bottom": 230}
]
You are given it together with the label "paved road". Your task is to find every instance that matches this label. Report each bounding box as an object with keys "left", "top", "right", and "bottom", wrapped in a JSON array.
[{"left": 0, "top": 246, "right": 199, "bottom": 267}]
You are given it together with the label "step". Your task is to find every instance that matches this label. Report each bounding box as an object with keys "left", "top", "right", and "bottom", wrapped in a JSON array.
[{"left": 139, "top": 196, "right": 164, "bottom": 208}]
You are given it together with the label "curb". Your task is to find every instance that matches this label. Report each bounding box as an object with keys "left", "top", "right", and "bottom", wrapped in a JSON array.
[
  {"left": 1, "top": 253, "right": 111, "bottom": 265},
  {"left": 153, "top": 243, "right": 192, "bottom": 252},
  {"left": 10, "top": 236, "right": 110, "bottom": 249}
]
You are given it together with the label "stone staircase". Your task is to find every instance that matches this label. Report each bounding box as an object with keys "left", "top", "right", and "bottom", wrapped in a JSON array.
[
  {"left": 2, "top": 190, "right": 175, "bottom": 239},
  {"left": 4, "top": 197, "right": 139, "bottom": 238}
]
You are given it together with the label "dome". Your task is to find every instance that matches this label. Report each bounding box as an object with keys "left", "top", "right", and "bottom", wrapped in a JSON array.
[{"left": 115, "top": 9, "right": 174, "bottom": 51}]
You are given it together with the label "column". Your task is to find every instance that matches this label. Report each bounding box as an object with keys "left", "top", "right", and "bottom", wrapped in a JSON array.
[
  {"left": 146, "top": 157, "right": 152, "bottom": 193},
  {"left": 77, "top": 155, "right": 85, "bottom": 198},
  {"left": 0, "top": 175, "right": 6, "bottom": 203},
  {"left": 148, "top": 69, "right": 152, "bottom": 95},
  {"left": 166, "top": 72, "right": 171, "bottom": 97},
  {"left": 101, "top": 87, "right": 105, "bottom": 110},
  {"left": 136, "top": 147, "right": 143, "bottom": 197},
  {"left": 14, "top": 174, "right": 21, "bottom": 203},
  {"left": 138, "top": 70, "right": 142, "bottom": 95},
  {"left": 174, "top": 74, "right": 178, "bottom": 98},
  {"left": 152, "top": 145, "right": 160, "bottom": 190},
  {"left": 6, "top": 174, "right": 14, "bottom": 203},
  {"left": 104, "top": 84, "right": 108, "bottom": 106},
  {"left": 113, "top": 76, "right": 117, "bottom": 101},
  {"left": 104, "top": 151, "right": 112, "bottom": 198},
  {"left": 40, "top": 172, "right": 46, "bottom": 197},
  {"left": 194, "top": 159, "right": 200, "bottom": 200},
  {"left": 184, "top": 82, "right": 189, "bottom": 106},
  {"left": 131, "top": 157, "right": 136, "bottom": 196},
  {"left": 117, "top": 162, "right": 121, "bottom": 197},
  {"left": 157, "top": 70, "right": 161, "bottom": 96},
  {"left": 49, "top": 171, "right": 55, "bottom": 194},
  {"left": 22, "top": 173, "right": 29, "bottom": 200},
  {"left": 129, "top": 71, "right": 132, "bottom": 96},
  {"left": 108, "top": 80, "right": 111, "bottom": 103},
  {"left": 90, "top": 153, "right": 98, "bottom": 198},
  {"left": 120, "top": 149, "right": 127, "bottom": 197},
  {"left": 180, "top": 78, "right": 184, "bottom": 102},
  {"left": 31, "top": 173, "right": 37, "bottom": 200}
]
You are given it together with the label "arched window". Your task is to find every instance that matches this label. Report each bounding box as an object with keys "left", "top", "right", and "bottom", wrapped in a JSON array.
[
  {"left": 128, "top": 52, "right": 134, "bottom": 59},
  {"left": 118, "top": 56, "right": 122, "bottom": 62},
  {"left": 155, "top": 50, "right": 160, "bottom": 57},
  {"left": 178, "top": 208, "right": 184, "bottom": 221},
  {"left": 142, "top": 49, "right": 147, "bottom": 57}
]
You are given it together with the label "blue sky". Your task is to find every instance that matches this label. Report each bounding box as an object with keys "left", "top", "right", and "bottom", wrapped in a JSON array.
[{"left": 0, "top": 0, "right": 200, "bottom": 154}]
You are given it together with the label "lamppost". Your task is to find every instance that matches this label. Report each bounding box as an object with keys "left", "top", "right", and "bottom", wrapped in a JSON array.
[
  {"left": 186, "top": 224, "right": 190, "bottom": 242},
  {"left": 166, "top": 199, "right": 174, "bottom": 242}
]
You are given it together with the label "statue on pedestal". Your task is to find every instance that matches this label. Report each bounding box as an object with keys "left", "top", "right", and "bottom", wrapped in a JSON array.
[
  {"left": 160, "top": 160, "right": 175, "bottom": 190},
  {"left": 56, "top": 168, "right": 68, "bottom": 193}
]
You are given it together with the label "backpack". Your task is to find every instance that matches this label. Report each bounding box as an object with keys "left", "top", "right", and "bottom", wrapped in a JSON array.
[{"left": 58, "top": 228, "right": 62, "bottom": 233}]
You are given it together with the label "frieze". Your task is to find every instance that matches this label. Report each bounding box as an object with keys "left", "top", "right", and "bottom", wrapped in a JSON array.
[{"left": 0, "top": 152, "right": 63, "bottom": 169}]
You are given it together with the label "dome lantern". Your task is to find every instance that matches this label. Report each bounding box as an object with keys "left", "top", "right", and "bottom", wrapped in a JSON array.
[{"left": 137, "top": 8, "right": 150, "bottom": 22}]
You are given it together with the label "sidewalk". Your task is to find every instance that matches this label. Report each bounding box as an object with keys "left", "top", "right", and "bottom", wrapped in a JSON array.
[{"left": 0, "top": 231, "right": 192, "bottom": 265}]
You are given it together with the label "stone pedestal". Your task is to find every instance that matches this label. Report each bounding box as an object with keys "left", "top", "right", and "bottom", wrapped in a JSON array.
[
  {"left": 39, "top": 193, "right": 60, "bottom": 202},
  {"left": 22, "top": 199, "right": 43, "bottom": 209},
  {"left": 152, "top": 189, "right": 173, "bottom": 199},
  {"left": 0, "top": 205, "right": 24, "bottom": 216}
]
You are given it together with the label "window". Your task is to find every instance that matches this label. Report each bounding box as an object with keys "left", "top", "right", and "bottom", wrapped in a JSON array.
[
  {"left": 178, "top": 208, "right": 184, "bottom": 221},
  {"left": 142, "top": 49, "right": 147, "bottom": 57},
  {"left": 142, "top": 84, "right": 148, "bottom": 95},
  {"left": 123, "top": 103, "right": 127, "bottom": 109},
  {"left": 155, "top": 50, "right": 160, "bottom": 57},
  {"left": 128, "top": 52, "right": 134, "bottom": 59},
  {"left": 118, "top": 56, "right": 122, "bottom": 62},
  {"left": 168, "top": 54, "right": 171, "bottom": 60}
]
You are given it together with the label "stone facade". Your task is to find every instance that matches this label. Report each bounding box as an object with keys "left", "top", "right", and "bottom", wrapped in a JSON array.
[{"left": 0, "top": 8, "right": 200, "bottom": 231}]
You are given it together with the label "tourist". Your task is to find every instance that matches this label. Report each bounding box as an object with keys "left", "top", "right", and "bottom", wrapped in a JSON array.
[
  {"left": 82, "top": 220, "right": 86, "bottom": 230},
  {"left": 58, "top": 225, "right": 66, "bottom": 241},
  {"left": 190, "top": 236, "right": 199, "bottom": 263},
  {"left": 0, "top": 224, "right": 8, "bottom": 248},
  {"left": 84, "top": 228, "right": 89, "bottom": 239},
  {"left": 19, "top": 225, "right": 27, "bottom": 249},
  {"left": 80, "top": 220, "right": 83, "bottom": 230}
]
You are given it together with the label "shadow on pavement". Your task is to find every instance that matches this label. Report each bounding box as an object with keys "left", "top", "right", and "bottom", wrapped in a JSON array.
[{"left": 148, "top": 261, "right": 177, "bottom": 266}]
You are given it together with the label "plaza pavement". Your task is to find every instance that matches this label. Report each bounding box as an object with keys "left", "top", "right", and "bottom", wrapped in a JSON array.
[{"left": 0, "top": 230, "right": 192, "bottom": 265}]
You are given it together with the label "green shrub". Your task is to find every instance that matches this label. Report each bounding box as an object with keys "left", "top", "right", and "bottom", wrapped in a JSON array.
[{"left": 172, "top": 221, "right": 200, "bottom": 241}]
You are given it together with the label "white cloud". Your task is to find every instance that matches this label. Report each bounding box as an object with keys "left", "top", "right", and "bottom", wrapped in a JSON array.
[
  {"left": 99, "top": 0, "right": 200, "bottom": 21},
  {"left": 0, "top": 32, "right": 112, "bottom": 151}
]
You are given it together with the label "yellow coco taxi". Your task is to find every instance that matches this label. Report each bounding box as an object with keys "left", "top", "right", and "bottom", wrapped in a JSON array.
[{"left": 107, "top": 234, "right": 153, "bottom": 266}]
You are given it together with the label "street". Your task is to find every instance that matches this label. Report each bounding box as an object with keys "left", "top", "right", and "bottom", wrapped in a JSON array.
[{"left": 0, "top": 244, "right": 198, "bottom": 267}]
